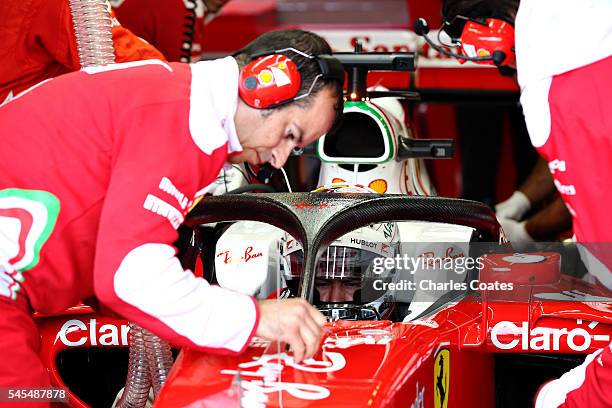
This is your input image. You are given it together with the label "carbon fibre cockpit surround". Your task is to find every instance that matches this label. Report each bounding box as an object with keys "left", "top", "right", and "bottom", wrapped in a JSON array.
[{"left": 185, "top": 193, "right": 499, "bottom": 302}]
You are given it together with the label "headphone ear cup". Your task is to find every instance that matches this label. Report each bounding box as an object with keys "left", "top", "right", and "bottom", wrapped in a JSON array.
[
  {"left": 459, "top": 18, "right": 515, "bottom": 66},
  {"left": 238, "top": 54, "right": 302, "bottom": 109}
]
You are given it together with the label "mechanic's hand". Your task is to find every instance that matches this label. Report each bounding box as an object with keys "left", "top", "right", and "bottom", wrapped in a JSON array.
[
  {"left": 255, "top": 298, "right": 326, "bottom": 363},
  {"left": 498, "top": 217, "right": 534, "bottom": 245},
  {"left": 495, "top": 190, "right": 531, "bottom": 220}
]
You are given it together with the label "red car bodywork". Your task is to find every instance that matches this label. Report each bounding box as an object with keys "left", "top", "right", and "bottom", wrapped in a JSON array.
[
  {"left": 36, "top": 272, "right": 611, "bottom": 407},
  {"left": 153, "top": 277, "right": 611, "bottom": 407}
]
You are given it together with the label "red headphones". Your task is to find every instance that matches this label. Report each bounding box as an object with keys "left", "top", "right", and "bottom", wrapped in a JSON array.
[
  {"left": 415, "top": 17, "right": 515, "bottom": 67},
  {"left": 238, "top": 48, "right": 344, "bottom": 109},
  {"left": 458, "top": 18, "right": 515, "bottom": 67}
]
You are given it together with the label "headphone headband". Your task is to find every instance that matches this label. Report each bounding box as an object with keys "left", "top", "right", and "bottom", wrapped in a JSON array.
[
  {"left": 315, "top": 54, "right": 345, "bottom": 83},
  {"left": 249, "top": 48, "right": 345, "bottom": 82}
]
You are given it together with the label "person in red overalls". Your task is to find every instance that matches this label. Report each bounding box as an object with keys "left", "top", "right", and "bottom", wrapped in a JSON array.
[
  {"left": 441, "top": 1, "right": 612, "bottom": 406},
  {"left": 0, "top": 29, "right": 343, "bottom": 405},
  {"left": 111, "top": 0, "right": 231, "bottom": 62},
  {"left": 0, "top": 0, "right": 165, "bottom": 104}
]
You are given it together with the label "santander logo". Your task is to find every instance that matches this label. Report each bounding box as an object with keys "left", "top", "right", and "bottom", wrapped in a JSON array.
[{"left": 56, "top": 318, "right": 130, "bottom": 347}]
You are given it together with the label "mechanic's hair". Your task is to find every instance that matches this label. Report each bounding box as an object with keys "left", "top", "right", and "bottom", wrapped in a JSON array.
[
  {"left": 233, "top": 29, "right": 343, "bottom": 127},
  {"left": 441, "top": 0, "right": 520, "bottom": 23}
]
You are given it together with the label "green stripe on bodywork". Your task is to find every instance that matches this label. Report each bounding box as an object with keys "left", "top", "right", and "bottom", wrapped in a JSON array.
[{"left": 318, "top": 101, "right": 395, "bottom": 164}]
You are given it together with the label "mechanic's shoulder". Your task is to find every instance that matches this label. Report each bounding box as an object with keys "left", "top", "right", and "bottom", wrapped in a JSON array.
[{"left": 107, "top": 60, "right": 192, "bottom": 108}]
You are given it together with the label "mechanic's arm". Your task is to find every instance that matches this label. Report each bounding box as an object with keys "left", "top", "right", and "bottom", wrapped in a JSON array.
[
  {"left": 93, "top": 104, "right": 323, "bottom": 360},
  {"left": 90, "top": 101, "right": 259, "bottom": 355},
  {"left": 524, "top": 197, "right": 572, "bottom": 241},
  {"left": 94, "top": 190, "right": 259, "bottom": 352},
  {"left": 519, "top": 157, "right": 556, "bottom": 207},
  {"left": 496, "top": 157, "right": 556, "bottom": 220},
  {"left": 499, "top": 197, "right": 572, "bottom": 243}
]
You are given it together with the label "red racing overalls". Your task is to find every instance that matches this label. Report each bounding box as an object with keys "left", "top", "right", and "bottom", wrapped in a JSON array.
[{"left": 0, "top": 57, "right": 259, "bottom": 396}]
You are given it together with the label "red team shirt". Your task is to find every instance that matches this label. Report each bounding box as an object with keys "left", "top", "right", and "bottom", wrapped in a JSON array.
[{"left": 0, "top": 57, "right": 259, "bottom": 354}]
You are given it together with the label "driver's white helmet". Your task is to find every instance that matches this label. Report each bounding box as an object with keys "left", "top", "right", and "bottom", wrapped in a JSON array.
[{"left": 282, "top": 183, "right": 400, "bottom": 319}]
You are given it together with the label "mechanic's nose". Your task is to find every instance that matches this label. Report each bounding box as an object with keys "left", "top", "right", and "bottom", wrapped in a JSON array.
[{"left": 270, "top": 141, "right": 294, "bottom": 169}]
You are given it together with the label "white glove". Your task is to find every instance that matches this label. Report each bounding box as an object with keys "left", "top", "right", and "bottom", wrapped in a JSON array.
[
  {"left": 495, "top": 191, "right": 531, "bottom": 220},
  {"left": 207, "top": 165, "right": 249, "bottom": 196},
  {"left": 498, "top": 218, "right": 534, "bottom": 244}
]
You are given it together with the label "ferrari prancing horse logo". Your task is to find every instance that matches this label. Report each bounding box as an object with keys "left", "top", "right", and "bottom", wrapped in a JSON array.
[{"left": 434, "top": 348, "right": 450, "bottom": 408}]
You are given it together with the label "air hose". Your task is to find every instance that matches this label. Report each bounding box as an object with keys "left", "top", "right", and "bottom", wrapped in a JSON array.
[
  {"left": 67, "top": 2, "right": 174, "bottom": 406},
  {"left": 68, "top": 0, "right": 115, "bottom": 66},
  {"left": 114, "top": 326, "right": 174, "bottom": 407},
  {"left": 143, "top": 328, "right": 175, "bottom": 397},
  {"left": 115, "top": 324, "right": 152, "bottom": 408}
]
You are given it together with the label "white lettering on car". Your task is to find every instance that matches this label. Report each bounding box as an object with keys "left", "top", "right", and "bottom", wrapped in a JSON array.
[
  {"left": 221, "top": 352, "right": 345, "bottom": 404},
  {"left": 57, "top": 319, "right": 130, "bottom": 347},
  {"left": 349, "top": 238, "right": 377, "bottom": 248},
  {"left": 323, "top": 329, "right": 392, "bottom": 349},
  {"left": 491, "top": 320, "right": 610, "bottom": 352},
  {"left": 57, "top": 319, "right": 87, "bottom": 347},
  {"left": 409, "top": 382, "right": 425, "bottom": 408}
]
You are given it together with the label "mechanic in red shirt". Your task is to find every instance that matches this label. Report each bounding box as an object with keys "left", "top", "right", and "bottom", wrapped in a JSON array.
[
  {"left": 111, "top": 0, "right": 231, "bottom": 62},
  {"left": 441, "top": 1, "right": 612, "bottom": 407},
  {"left": 0, "top": 0, "right": 165, "bottom": 104},
  {"left": 0, "top": 29, "right": 343, "bottom": 398}
]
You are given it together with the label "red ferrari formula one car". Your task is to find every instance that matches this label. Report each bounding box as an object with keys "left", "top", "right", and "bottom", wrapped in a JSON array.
[
  {"left": 35, "top": 192, "right": 611, "bottom": 407},
  {"left": 29, "top": 44, "right": 610, "bottom": 407},
  {"left": 156, "top": 193, "right": 612, "bottom": 408}
]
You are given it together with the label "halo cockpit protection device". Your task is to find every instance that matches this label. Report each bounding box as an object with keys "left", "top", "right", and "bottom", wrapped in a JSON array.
[{"left": 185, "top": 193, "right": 500, "bottom": 315}]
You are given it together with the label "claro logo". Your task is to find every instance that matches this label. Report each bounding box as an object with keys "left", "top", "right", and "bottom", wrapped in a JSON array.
[
  {"left": 491, "top": 321, "right": 610, "bottom": 352},
  {"left": 56, "top": 319, "right": 130, "bottom": 347}
]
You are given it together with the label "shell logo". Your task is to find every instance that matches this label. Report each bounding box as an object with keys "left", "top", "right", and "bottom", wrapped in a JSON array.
[
  {"left": 368, "top": 179, "right": 388, "bottom": 193},
  {"left": 477, "top": 48, "right": 491, "bottom": 57},
  {"left": 332, "top": 178, "right": 345, "bottom": 183},
  {"left": 258, "top": 70, "right": 274, "bottom": 85}
]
